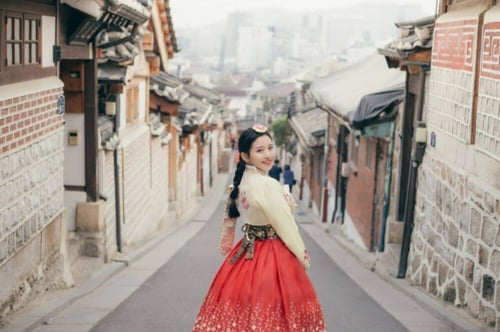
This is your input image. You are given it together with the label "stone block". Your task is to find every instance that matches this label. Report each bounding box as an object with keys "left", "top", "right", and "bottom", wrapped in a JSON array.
[
  {"left": 490, "top": 250, "right": 500, "bottom": 278},
  {"left": 464, "top": 258, "right": 475, "bottom": 283},
  {"left": 482, "top": 274, "right": 495, "bottom": 303},
  {"left": 76, "top": 201, "right": 105, "bottom": 233},
  {"left": 448, "top": 223, "right": 459, "bottom": 248},
  {"left": 478, "top": 244, "right": 489, "bottom": 268},
  {"left": 481, "top": 216, "right": 496, "bottom": 246},
  {"left": 456, "top": 278, "right": 466, "bottom": 306},
  {"left": 470, "top": 207, "right": 481, "bottom": 238},
  {"left": 443, "top": 283, "right": 456, "bottom": 304},
  {"left": 466, "top": 288, "right": 480, "bottom": 318},
  {"left": 41, "top": 215, "right": 62, "bottom": 258}
]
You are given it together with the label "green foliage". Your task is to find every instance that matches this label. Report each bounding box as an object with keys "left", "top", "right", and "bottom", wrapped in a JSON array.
[{"left": 271, "top": 116, "right": 292, "bottom": 147}]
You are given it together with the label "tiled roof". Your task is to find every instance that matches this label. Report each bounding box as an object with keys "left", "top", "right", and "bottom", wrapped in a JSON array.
[
  {"left": 289, "top": 106, "right": 327, "bottom": 148},
  {"left": 184, "top": 83, "right": 222, "bottom": 105},
  {"left": 378, "top": 16, "right": 435, "bottom": 58},
  {"left": 150, "top": 71, "right": 189, "bottom": 103},
  {"left": 149, "top": 112, "right": 172, "bottom": 144},
  {"left": 157, "top": 0, "right": 179, "bottom": 58},
  {"left": 310, "top": 54, "right": 404, "bottom": 119},
  {"left": 98, "top": 116, "right": 120, "bottom": 151},
  {"left": 96, "top": 25, "right": 143, "bottom": 64}
]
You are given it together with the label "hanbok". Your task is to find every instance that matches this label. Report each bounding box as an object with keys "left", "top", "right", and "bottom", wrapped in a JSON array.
[{"left": 193, "top": 165, "right": 326, "bottom": 331}]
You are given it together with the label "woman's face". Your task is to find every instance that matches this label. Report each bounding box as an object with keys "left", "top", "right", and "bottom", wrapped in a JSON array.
[{"left": 241, "top": 135, "right": 274, "bottom": 173}]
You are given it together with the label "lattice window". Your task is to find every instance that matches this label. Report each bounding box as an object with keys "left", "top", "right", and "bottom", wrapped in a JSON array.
[{"left": 4, "top": 11, "right": 40, "bottom": 68}]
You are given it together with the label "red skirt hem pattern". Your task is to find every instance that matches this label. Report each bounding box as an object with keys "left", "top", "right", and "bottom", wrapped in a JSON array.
[{"left": 193, "top": 238, "right": 326, "bottom": 331}]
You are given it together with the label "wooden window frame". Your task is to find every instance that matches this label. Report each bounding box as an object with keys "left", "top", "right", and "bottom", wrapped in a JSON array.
[
  {"left": 0, "top": 5, "right": 56, "bottom": 85},
  {"left": 126, "top": 84, "right": 139, "bottom": 124},
  {"left": 2, "top": 10, "right": 41, "bottom": 71}
]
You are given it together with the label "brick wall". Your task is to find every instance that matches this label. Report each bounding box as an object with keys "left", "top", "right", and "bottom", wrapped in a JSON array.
[
  {"left": 0, "top": 77, "right": 66, "bottom": 315},
  {"left": 346, "top": 138, "right": 376, "bottom": 250},
  {"left": 428, "top": 19, "right": 476, "bottom": 143},
  {"left": 476, "top": 21, "right": 500, "bottom": 161}
]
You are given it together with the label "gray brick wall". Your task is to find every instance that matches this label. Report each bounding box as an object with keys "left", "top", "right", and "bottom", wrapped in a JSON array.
[
  {"left": 476, "top": 77, "right": 500, "bottom": 161},
  {"left": 427, "top": 67, "right": 473, "bottom": 143},
  {"left": 0, "top": 88, "right": 64, "bottom": 267}
]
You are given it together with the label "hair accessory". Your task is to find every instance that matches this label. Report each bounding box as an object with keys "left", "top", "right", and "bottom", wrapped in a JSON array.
[
  {"left": 225, "top": 184, "right": 234, "bottom": 194},
  {"left": 252, "top": 124, "right": 268, "bottom": 133}
]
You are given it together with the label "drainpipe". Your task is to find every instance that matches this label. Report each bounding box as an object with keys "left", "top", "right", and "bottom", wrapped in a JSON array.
[
  {"left": 320, "top": 121, "right": 330, "bottom": 222},
  {"left": 330, "top": 125, "right": 343, "bottom": 223},
  {"left": 112, "top": 96, "right": 122, "bottom": 253},
  {"left": 378, "top": 121, "right": 396, "bottom": 252},
  {"left": 397, "top": 67, "right": 428, "bottom": 278},
  {"left": 340, "top": 133, "right": 349, "bottom": 224},
  {"left": 370, "top": 140, "right": 382, "bottom": 252}
]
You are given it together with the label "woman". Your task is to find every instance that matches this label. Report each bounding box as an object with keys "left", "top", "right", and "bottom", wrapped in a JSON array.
[{"left": 193, "top": 124, "right": 326, "bottom": 331}]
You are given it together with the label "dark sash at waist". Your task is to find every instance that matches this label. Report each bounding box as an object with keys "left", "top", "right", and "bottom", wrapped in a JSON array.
[{"left": 229, "top": 224, "right": 279, "bottom": 264}]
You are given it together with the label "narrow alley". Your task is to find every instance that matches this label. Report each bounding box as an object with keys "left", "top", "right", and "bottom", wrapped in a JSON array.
[{"left": 4, "top": 173, "right": 483, "bottom": 332}]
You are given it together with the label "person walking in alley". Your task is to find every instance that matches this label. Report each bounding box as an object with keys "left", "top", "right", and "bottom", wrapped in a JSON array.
[
  {"left": 283, "top": 164, "right": 296, "bottom": 192},
  {"left": 268, "top": 159, "right": 282, "bottom": 181},
  {"left": 193, "top": 124, "right": 325, "bottom": 331}
]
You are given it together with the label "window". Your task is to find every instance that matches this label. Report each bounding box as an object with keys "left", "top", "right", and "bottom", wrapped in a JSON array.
[
  {"left": 126, "top": 84, "right": 139, "bottom": 124},
  {"left": 350, "top": 135, "right": 359, "bottom": 165},
  {"left": 365, "top": 139, "right": 374, "bottom": 169},
  {"left": 4, "top": 11, "right": 41, "bottom": 69}
]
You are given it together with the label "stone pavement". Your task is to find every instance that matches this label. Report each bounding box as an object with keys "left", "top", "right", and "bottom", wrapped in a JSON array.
[{"left": 2, "top": 172, "right": 488, "bottom": 332}]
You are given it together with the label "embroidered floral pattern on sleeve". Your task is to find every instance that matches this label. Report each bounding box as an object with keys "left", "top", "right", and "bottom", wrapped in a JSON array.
[
  {"left": 240, "top": 190, "right": 250, "bottom": 210},
  {"left": 304, "top": 249, "right": 311, "bottom": 265}
]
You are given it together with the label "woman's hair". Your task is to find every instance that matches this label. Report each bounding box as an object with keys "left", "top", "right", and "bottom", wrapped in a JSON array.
[
  {"left": 284, "top": 165, "right": 290, "bottom": 171},
  {"left": 227, "top": 126, "right": 272, "bottom": 218}
]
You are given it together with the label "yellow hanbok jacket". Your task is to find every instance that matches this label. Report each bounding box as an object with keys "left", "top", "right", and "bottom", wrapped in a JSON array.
[{"left": 237, "top": 165, "right": 311, "bottom": 269}]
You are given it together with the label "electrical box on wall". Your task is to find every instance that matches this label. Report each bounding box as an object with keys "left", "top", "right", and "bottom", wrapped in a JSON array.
[{"left": 68, "top": 130, "right": 79, "bottom": 145}]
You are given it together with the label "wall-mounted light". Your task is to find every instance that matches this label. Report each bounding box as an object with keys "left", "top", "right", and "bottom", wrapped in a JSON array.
[
  {"left": 415, "top": 122, "right": 427, "bottom": 144},
  {"left": 105, "top": 94, "right": 117, "bottom": 116}
]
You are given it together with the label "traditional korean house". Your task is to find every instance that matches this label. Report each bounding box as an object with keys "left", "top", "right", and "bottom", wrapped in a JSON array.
[
  {"left": 0, "top": 0, "right": 71, "bottom": 316},
  {"left": 383, "top": 2, "right": 500, "bottom": 327},
  {"left": 288, "top": 104, "right": 328, "bottom": 213},
  {"left": 247, "top": 82, "right": 295, "bottom": 124},
  {"left": 310, "top": 54, "right": 404, "bottom": 251},
  {"left": 376, "top": 16, "right": 434, "bottom": 270}
]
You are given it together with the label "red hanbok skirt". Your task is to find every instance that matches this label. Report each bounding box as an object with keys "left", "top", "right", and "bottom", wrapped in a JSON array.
[{"left": 193, "top": 237, "right": 326, "bottom": 331}]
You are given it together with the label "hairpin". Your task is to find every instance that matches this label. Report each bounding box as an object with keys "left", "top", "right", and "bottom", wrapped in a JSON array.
[{"left": 252, "top": 124, "right": 268, "bottom": 133}]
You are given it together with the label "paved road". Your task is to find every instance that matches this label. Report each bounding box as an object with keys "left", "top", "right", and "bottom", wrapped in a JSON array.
[{"left": 93, "top": 200, "right": 407, "bottom": 332}]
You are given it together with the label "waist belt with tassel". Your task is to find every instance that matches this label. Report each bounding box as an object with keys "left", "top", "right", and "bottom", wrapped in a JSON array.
[{"left": 230, "top": 224, "right": 279, "bottom": 264}]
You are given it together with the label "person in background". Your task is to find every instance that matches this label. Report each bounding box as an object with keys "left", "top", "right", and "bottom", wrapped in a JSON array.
[
  {"left": 268, "top": 159, "right": 282, "bottom": 181},
  {"left": 193, "top": 124, "right": 325, "bottom": 331},
  {"left": 283, "top": 164, "right": 296, "bottom": 192}
]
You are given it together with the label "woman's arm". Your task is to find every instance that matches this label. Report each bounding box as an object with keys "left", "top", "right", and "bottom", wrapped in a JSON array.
[{"left": 255, "top": 181, "right": 310, "bottom": 268}]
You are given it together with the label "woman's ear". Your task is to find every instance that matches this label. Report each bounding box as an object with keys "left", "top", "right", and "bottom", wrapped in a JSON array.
[{"left": 240, "top": 152, "right": 250, "bottom": 163}]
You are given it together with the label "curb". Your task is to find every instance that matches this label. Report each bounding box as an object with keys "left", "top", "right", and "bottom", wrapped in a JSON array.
[{"left": 3, "top": 172, "right": 231, "bottom": 332}]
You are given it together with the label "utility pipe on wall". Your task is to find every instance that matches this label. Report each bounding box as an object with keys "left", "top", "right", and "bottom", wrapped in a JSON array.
[{"left": 397, "top": 67, "right": 429, "bottom": 278}]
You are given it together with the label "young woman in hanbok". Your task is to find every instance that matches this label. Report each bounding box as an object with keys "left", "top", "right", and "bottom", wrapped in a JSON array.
[{"left": 193, "top": 125, "right": 326, "bottom": 332}]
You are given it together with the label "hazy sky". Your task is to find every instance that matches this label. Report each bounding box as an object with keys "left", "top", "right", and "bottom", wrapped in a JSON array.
[{"left": 170, "top": 0, "right": 438, "bottom": 29}]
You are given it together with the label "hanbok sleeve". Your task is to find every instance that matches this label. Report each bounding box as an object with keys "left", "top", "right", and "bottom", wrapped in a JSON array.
[{"left": 254, "top": 180, "right": 311, "bottom": 269}]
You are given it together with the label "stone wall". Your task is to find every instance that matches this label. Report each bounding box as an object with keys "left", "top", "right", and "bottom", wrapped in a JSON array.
[
  {"left": 408, "top": 155, "right": 499, "bottom": 328},
  {"left": 408, "top": 4, "right": 500, "bottom": 329},
  {"left": 0, "top": 77, "right": 69, "bottom": 316}
]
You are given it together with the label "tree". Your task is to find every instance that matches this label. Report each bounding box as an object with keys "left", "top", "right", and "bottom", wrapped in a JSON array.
[{"left": 271, "top": 116, "right": 292, "bottom": 147}]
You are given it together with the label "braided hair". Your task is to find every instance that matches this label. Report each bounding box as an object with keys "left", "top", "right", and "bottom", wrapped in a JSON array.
[{"left": 227, "top": 126, "right": 272, "bottom": 218}]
